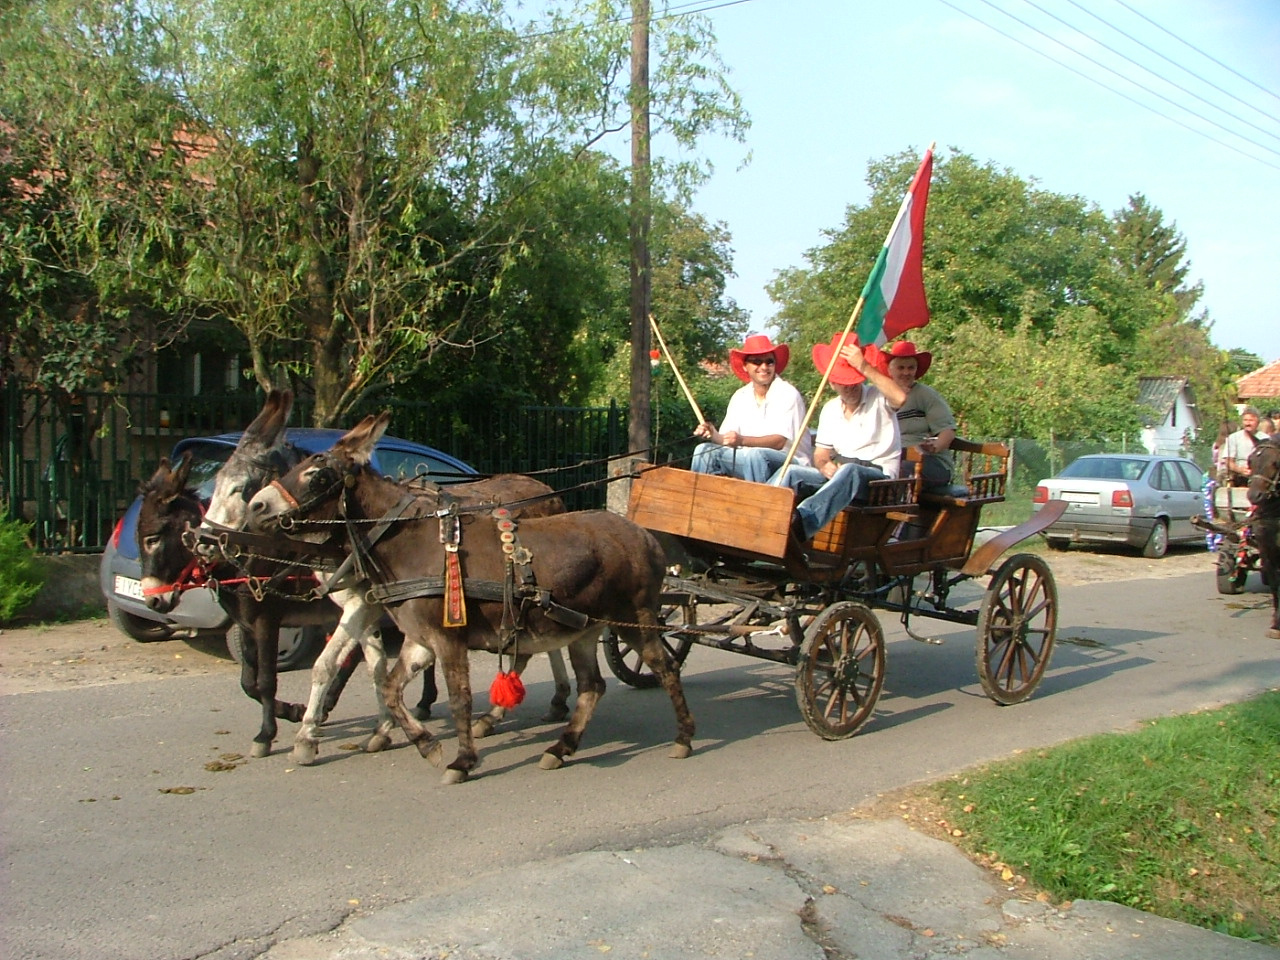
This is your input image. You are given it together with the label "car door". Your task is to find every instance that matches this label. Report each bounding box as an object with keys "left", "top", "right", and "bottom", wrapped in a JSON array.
[{"left": 1149, "top": 460, "right": 1195, "bottom": 540}]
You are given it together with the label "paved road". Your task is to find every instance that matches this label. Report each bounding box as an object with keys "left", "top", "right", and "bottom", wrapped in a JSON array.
[{"left": 2, "top": 567, "right": 1277, "bottom": 960}]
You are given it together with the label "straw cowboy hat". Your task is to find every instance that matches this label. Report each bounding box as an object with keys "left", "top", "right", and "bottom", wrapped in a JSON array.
[
  {"left": 882, "top": 340, "right": 932, "bottom": 379},
  {"left": 811, "top": 333, "right": 871, "bottom": 386},
  {"left": 728, "top": 334, "right": 791, "bottom": 382}
]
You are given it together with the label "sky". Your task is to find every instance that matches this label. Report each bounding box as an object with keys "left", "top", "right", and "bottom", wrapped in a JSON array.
[{"left": 661, "top": 0, "right": 1280, "bottom": 365}]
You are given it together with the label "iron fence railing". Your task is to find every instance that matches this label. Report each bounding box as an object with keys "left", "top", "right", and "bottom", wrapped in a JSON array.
[{"left": 1, "top": 383, "right": 635, "bottom": 553}]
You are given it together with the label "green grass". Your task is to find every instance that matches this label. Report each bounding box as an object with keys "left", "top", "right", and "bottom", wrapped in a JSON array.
[{"left": 934, "top": 692, "right": 1280, "bottom": 943}]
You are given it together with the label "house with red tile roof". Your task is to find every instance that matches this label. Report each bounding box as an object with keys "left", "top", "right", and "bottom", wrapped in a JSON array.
[{"left": 1237, "top": 359, "right": 1280, "bottom": 408}]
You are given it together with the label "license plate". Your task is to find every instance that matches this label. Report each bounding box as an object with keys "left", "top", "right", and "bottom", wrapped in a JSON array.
[
  {"left": 1061, "top": 492, "right": 1099, "bottom": 505},
  {"left": 113, "top": 575, "right": 145, "bottom": 600}
]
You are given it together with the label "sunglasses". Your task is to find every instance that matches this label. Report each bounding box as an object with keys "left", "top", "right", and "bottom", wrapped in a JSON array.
[{"left": 743, "top": 355, "right": 776, "bottom": 366}]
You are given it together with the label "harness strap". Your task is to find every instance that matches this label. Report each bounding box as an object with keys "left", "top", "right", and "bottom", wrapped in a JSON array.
[{"left": 364, "top": 576, "right": 589, "bottom": 630}]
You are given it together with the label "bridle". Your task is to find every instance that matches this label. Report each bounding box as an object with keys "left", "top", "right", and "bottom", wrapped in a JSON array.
[{"left": 1247, "top": 439, "right": 1280, "bottom": 503}]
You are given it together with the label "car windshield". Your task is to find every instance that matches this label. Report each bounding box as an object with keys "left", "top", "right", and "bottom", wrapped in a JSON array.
[
  {"left": 180, "top": 442, "right": 236, "bottom": 500},
  {"left": 1059, "top": 457, "right": 1149, "bottom": 482}
]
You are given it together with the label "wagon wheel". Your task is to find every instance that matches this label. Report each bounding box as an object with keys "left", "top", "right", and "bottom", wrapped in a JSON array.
[
  {"left": 1215, "top": 549, "right": 1248, "bottom": 595},
  {"left": 602, "top": 599, "right": 697, "bottom": 689},
  {"left": 976, "top": 554, "right": 1057, "bottom": 705},
  {"left": 794, "top": 601, "right": 885, "bottom": 740}
]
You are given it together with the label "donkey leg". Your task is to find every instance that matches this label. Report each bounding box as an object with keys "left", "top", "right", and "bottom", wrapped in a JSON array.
[
  {"left": 411, "top": 662, "right": 439, "bottom": 721},
  {"left": 632, "top": 612, "right": 696, "bottom": 759},
  {"left": 436, "top": 640, "right": 480, "bottom": 784},
  {"left": 292, "top": 633, "right": 358, "bottom": 765},
  {"left": 382, "top": 639, "right": 443, "bottom": 767},
  {"left": 320, "top": 642, "right": 363, "bottom": 722},
  {"left": 238, "top": 615, "right": 302, "bottom": 759},
  {"left": 358, "top": 628, "right": 397, "bottom": 753},
  {"left": 471, "top": 653, "right": 532, "bottom": 738},
  {"left": 542, "top": 648, "right": 572, "bottom": 723},
  {"left": 539, "top": 638, "right": 606, "bottom": 770}
]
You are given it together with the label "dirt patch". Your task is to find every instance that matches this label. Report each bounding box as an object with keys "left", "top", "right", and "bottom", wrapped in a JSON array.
[
  {"left": 0, "top": 544, "right": 1215, "bottom": 696},
  {"left": 0, "top": 618, "right": 238, "bottom": 695}
]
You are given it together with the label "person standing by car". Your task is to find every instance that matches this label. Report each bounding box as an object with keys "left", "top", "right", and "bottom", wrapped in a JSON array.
[
  {"left": 690, "top": 334, "right": 812, "bottom": 482},
  {"left": 1223, "top": 408, "right": 1262, "bottom": 485},
  {"left": 770, "top": 335, "right": 907, "bottom": 541},
  {"left": 879, "top": 340, "right": 956, "bottom": 487}
]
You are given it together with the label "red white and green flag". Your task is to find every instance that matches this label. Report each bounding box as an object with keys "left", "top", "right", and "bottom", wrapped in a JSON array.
[{"left": 856, "top": 146, "right": 934, "bottom": 346}]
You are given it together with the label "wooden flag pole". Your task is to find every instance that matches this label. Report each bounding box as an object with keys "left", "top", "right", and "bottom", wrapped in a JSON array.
[
  {"left": 773, "top": 300, "right": 865, "bottom": 483},
  {"left": 648, "top": 313, "right": 707, "bottom": 427}
]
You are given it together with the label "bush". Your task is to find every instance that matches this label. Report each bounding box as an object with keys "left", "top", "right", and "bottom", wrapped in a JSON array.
[{"left": 0, "top": 512, "right": 45, "bottom": 623}]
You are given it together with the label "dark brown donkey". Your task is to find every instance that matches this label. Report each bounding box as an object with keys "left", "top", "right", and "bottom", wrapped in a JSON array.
[{"left": 247, "top": 412, "right": 696, "bottom": 784}]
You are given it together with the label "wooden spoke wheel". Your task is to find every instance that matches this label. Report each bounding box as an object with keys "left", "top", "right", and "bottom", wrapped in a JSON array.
[
  {"left": 602, "top": 598, "right": 697, "bottom": 688},
  {"left": 794, "top": 601, "right": 885, "bottom": 740},
  {"left": 976, "top": 554, "right": 1057, "bottom": 705}
]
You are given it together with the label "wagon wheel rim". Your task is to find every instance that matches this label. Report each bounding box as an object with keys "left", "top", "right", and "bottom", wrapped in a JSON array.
[
  {"left": 976, "top": 554, "right": 1057, "bottom": 705},
  {"left": 795, "top": 602, "right": 885, "bottom": 740},
  {"left": 601, "top": 600, "right": 700, "bottom": 688}
]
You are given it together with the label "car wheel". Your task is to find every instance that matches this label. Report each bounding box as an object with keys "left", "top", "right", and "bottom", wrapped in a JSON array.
[
  {"left": 225, "top": 623, "right": 326, "bottom": 672},
  {"left": 1215, "top": 550, "right": 1247, "bottom": 595},
  {"left": 107, "top": 600, "right": 174, "bottom": 643},
  {"left": 1141, "top": 519, "right": 1169, "bottom": 559}
]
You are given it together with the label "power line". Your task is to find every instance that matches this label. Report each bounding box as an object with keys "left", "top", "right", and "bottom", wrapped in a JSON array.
[
  {"left": 1036, "top": 0, "right": 1280, "bottom": 145},
  {"left": 1113, "top": 0, "right": 1280, "bottom": 107},
  {"left": 1069, "top": 0, "right": 1280, "bottom": 129},
  {"left": 936, "top": 0, "right": 1280, "bottom": 171},
  {"left": 980, "top": 0, "right": 1280, "bottom": 160}
]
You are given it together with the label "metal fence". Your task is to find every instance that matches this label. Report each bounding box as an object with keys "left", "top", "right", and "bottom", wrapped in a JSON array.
[
  {"left": 1, "top": 383, "right": 634, "bottom": 554},
  {"left": 2, "top": 378, "right": 1215, "bottom": 555}
]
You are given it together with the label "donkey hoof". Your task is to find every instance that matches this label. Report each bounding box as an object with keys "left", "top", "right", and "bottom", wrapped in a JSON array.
[
  {"left": 668, "top": 742, "right": 693, "bottom": 760},
  {"left": 364, "top": 732, "right": 392, "bottom": 753},
  {"left": 441, "top": 768, "right": 470, "bottom": 785},
  {"left": 420, "top": 741, "right": 444, "bottom": 767},
  {"left": 291, "top": 740, "right": 319, "bottom": 765},
  {"left": 1268, "top": 629, "right": 1280, "bottom": 639},
  {"left": 471, "top": 717, "right": 496, "bottom": 739},
  {"left": 410, "top": 706, "right": 431, "bottom": 722},
  {"left": 541, "top": 707, "right": 571, "bottom": 723},
  {"left": 250, "top": 741, "right": 272, "bottom": 759},
  {"left": 538, "top": 752, "right": 565, "bottom": 770}
]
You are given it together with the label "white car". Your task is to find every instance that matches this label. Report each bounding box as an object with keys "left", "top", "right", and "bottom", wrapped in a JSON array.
[{"left": 1032, "top": 454, "right": 1207, "bottom": 558}]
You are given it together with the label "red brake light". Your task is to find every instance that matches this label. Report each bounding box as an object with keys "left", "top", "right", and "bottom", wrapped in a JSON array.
[
  {"left": 1112, "top": 489, "right": 1133, "bottom": 508},
  {"left": 111, "top": 516, "right": 125, "bottom": 550},
  {"left": 1033, "top": 486, "right": 1048, "bottom": 503}
]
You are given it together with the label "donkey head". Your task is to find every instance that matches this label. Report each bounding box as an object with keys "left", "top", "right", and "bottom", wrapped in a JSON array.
[
  {"left": 202, "top": 389, "right": 295, "bottom": 537},
  {"left": 246, "top": 412, "right": 391, "bottom": 533},
  {"left": 137, "top": 452, "right": 202, "bottom": 613}
]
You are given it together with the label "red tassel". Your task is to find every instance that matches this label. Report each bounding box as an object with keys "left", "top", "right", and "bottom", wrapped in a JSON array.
[{"left": 489, "top": 670, "right": 526, "bottom": 709}]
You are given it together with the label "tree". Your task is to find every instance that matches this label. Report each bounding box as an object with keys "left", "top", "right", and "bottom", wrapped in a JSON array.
[
  {"left": 1, "top": 0, "right": 746, "bottom": 424},
  {"left": 766, "top": 148, "right": 1229, "bottom": 439},
  {"left": 0, "top": 3, "right": 200, "bottom": 393}
]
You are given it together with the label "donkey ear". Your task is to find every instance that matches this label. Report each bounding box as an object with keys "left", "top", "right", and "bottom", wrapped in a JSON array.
[
  {"left": 172, "top": 449, "right": 195, "bottom": 491},
  {"left": 243, "top": 389, "right": 294, "bottom": 446},
  {"left": 335, "top": 412, "right": 391, "bottom": 465}
]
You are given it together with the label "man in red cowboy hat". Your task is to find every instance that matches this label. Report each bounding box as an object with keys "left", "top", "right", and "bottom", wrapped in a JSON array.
[
  {"left": 769, "top": 334, "right": 907, "bottom": 541},
  {"left": 691, "top": 333, "right": 812, "bottom": 483},
  {"left": 882, "top": 340, "right": 957, "bottom": 486}
]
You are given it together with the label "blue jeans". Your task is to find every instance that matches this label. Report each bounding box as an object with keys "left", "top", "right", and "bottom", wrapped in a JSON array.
[
  {"left": 770, "top": 462, "right": 887, "bottom": 539},
  {"left": 691, "top": 443, "right": 788, "bottom": 484}
]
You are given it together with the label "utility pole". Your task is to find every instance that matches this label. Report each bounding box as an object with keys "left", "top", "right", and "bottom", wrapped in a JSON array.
[
  {"left": 611, "top": 0, "right": 651, "bottom": 513},
  {"left": 628, "top": 0, "right": 652, "bottom": 462}
]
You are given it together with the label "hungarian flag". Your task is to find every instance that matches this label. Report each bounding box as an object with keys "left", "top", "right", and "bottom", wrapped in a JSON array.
[{"left": 856, "top": 147, "right": 934, "bottom": 346}]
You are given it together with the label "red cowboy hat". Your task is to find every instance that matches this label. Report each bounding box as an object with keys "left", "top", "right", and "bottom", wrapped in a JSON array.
[
  {"left": 883, "top": 340, "right": 932, "bottom": 379},
  {"left": 811, "top": 333, "right": 872, "bottom": 386},
  {"left": 728, "top": 334, "right": 790, "bottom": 382}
]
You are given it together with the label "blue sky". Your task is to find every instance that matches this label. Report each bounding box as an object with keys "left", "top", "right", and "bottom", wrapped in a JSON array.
[{"left": 670, "top": 0, "right": 1280, "bottom": 365}]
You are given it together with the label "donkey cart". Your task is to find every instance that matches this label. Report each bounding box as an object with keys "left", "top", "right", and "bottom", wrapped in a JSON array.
[{"left": 608, "top": 440, "right": 1070, "bottom": 740}]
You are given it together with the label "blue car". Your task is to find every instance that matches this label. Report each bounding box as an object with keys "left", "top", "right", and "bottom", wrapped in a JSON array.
[{"left": 99, "top": 429, "right": 477, "bottom": 669}]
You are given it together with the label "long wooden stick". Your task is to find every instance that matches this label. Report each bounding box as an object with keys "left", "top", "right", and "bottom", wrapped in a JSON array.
[
  {"left": 649, "top": 313, "right": 706, "bottom": 426},
  {"left": 773, "top": 301, "right": 865, "bottom": 483}
]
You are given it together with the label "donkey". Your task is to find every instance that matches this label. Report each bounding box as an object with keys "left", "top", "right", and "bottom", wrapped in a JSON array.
[
  {"left": 145, "top": 390, "right": 569, "bottom": 760},
  {"left": 1246, "top": 437, "right": 1280, "bottom": 639},
  {"left": 247, "top": 412, "right": 695, "bottom": 784}
]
